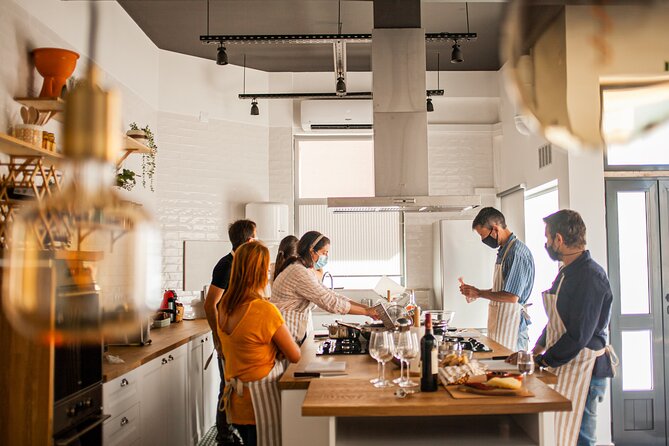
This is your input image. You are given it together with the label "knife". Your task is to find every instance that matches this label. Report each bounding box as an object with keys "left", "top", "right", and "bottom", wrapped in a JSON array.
[
  {"left": 293, "top": 372, "right": 348, "bottom": 378},
  {"left": 491, "top": 355, "right": 509, "bottom": 360}
]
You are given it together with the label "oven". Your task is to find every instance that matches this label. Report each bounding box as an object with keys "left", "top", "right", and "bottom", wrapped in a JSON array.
[{"left": 52, "top": 267, "right": 107, "bottom": 445}]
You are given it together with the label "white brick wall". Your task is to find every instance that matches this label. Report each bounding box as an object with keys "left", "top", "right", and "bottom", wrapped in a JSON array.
[
  {"left": 268, "top": 126, "right": 294, "bottom": 234},
  {"left": 156, "top": 112, "right": 270, "bottom": 297}
]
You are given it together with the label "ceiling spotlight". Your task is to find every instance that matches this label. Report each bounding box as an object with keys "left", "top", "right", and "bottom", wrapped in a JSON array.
[
  {"left": 216, "top": 44, "right": 228, "bottom": 65},
  {"left": 426, "top": 97, "right": 434, "bottom": 112},
  {"left": 250, "top": 98, "right": 259, "bottom": 115},
  {"left": 336, "top": 77, "right": 346, "bottom": 94},
  {"left": 451, "top": 41, "right": 463, "bottom": 64}
]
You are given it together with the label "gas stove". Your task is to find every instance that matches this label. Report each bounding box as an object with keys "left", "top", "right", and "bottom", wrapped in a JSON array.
[
  {"left": 317, "top": 338, "right": 367, "bottom": 355},
  {"left": 443, "top": 337, "right": 492, "bottom": 353}
]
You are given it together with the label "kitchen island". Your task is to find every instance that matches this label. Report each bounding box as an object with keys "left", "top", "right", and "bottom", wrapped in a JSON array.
[{"left": 280, "top": 334, "right": 570, "bottom": 446}]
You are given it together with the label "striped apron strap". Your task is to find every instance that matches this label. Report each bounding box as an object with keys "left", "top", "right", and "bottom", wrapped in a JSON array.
[
  {"left": 282, "top": 309, "right": 311, "bottom": 344},
  {"left": 248, "top": 360, "right": 287, "bottom": 446},
  {"left": 220, "top": 377, "right": 245, "bottom": 425}
]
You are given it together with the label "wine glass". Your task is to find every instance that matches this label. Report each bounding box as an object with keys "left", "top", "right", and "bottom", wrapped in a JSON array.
[
  {"left": 372, "top": 331, "right": 394, "bottom": 388},
  {"left": 392, "top": 331, "right": 404, "bottom": 384},
  {"left": 399, "top": 332, "right": 419, "bottom": 388},
  {"left": 517, "top": 350, "right": 535, "bottom": 387},
  {"left": 368, "top": 331, "right": 382, "bottom": 384}
]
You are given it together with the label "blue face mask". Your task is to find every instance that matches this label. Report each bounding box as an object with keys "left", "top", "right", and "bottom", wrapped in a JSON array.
[{"left": 314, "top": 254, "right": 328, "bottom": 269}]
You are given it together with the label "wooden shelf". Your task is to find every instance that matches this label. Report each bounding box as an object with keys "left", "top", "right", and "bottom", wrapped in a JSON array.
[
  {"left": 15, "top": 97, "right": 65, "bottom": 122},
  {"left": 123, "top": 135, "right": 152, "bottom": 154},
  {"left": 0, "top": 133, "right": 64, "bottom": 163}
]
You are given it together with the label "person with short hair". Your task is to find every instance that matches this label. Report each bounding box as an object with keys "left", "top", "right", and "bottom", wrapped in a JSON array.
[
  {"left": 508, "top": 209, "right": 616, "bottom": 446},
  {"left": 270, "top": 231, "right": 377, "bottom": 343},
  {"left": 204, "top": 219, "right": 256, "bottom": 445},
  {"left": 459, "top": 207, "right": 535, "bottom": 351},
  {"left": 217, "top": 241, "right": 301, "bottom": 446}
]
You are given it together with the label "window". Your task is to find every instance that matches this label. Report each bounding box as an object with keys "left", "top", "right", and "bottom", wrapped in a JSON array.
[
  {"left": 602, "top": 82, "right": 669, "bottom": 168},
  {"left": 295, "top": 137, "right": 401, "bottom": 289},
  {"left": 524, "top": 180, "right": 559, "bottom": 349}
]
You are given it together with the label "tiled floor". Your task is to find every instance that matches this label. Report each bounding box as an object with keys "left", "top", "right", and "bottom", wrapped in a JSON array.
[{"left": 197, "top": 426, "right": 217, "bottom": 446}]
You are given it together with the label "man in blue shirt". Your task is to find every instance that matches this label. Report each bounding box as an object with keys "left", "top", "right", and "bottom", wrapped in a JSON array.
[
  {"left": 528, "top": 209, "right": 614, "bottom": 446},
  {"left": 460, "top": 207, "right": 535, "bottom": 351}
]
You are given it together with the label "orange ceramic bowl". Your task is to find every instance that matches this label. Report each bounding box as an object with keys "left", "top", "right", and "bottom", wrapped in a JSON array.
[{"left": 32, "top": 48, "right": 80, "bottom": 98}]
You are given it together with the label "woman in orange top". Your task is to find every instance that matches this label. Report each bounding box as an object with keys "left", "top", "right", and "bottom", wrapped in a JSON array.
[{"left": 217, "top": 240, "right": 300, "bottom": 446}]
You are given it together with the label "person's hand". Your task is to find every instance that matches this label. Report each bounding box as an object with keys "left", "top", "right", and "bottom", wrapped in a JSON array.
[
  {"left": 505, "top": 352, "right": 518, "bottom": 364},
  {"left": 460, "top": 284, "right": 480, "bottom": 302},
  {"left": 366, "top": 306, "right": 381, "bottom": 320},
  {"left": 532, "top": 344, "right": 546, "bottom": 356}
]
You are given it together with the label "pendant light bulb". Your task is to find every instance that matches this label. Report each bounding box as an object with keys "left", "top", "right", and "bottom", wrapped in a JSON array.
[
  {"left": 451, "top": 42, "right": 463, "bottom": 64},
  {"left": 2, "top": 65, "right": 162, "bottom": 344},
  {"left": 336, "top": 77, "right": 346, "bottom": 94},
  {"left": 250, "top": 98, "right": 259, "bottom": 115},
  {"left": 426, "top": 97, "right": 434, "bottom": 112},
  {"left": 217, "top": 44, "right": 228, "bottom": 65}
]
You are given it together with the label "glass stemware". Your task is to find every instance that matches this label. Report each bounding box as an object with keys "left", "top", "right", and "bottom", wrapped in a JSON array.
[
  {"left": 398, "top": 332, "right": 419, "bottom": 388},
  {"left": 372, "top": 330, "right": 394, "bottom": 388},
  {"left": 392, "top": 331, "right": 404, "bottom": 384},
  {"left": 368, "top": 331, "right": 382, "bottom": 384}
]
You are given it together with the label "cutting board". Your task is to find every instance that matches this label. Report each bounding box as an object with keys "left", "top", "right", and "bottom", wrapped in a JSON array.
[{"left": 446, "top": 385, "right": 534, "bottom": 399}]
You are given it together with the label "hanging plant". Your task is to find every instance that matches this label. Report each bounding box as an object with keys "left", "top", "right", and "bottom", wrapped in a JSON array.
[
  {"left": 116, "top": 168, "right": 136, "bottom": 191},
  {"left": 128, "top": 122, "right": 157, "bottom": 192}
]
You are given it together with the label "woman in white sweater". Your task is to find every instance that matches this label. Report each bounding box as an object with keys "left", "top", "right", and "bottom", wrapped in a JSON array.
[{"left": 270, "top": 231, "right": 376, "bottom": 343}]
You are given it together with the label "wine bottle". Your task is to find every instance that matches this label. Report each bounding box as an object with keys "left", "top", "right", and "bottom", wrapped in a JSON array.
[
  {"left": 409, "top": 310, "right": 421, "bottom": 376},
  {"left": 420, "top": 312, "right": 438, "bottom": 392}
]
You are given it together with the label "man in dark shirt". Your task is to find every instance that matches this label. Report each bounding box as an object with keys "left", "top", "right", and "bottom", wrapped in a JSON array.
[
  {"left": 522, "top": 210, "right": 614, "bottom": 446},
  {"left": 204, "top": 219, "right": 256, "bottom": 446}
]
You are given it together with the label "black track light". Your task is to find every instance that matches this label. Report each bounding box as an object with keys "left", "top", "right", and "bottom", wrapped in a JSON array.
[
  {"left": 217, "top": 44, "right": 228, "bottom": 65},
  {"left": 426, "top": 97, "right": 434, "bottom": 112},
  {"left": 336, "top": 77, "right": 346, "bottom": 94},
  {"left": 451, "top": 42, "right": 463, "bottom": 64},
  {"left": 250, "top": 98, "right": 259, "bottom": 116}
]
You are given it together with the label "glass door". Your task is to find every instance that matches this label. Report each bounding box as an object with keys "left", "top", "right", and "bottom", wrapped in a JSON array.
[{"left": 606, "top": 179, "right": 668, "bottom": 445}]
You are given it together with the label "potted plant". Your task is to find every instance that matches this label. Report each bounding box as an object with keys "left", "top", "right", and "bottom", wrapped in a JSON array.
[
  {"left": 127, "top": 122, "right": 157, "bottom": 192},
  {"left": 116, "top": 168, "right": 136, "bottom": 191}
]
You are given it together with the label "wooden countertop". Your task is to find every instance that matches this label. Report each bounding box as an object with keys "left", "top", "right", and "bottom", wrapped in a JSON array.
[
  {"left": 280, "top": 334, "right": 557, "bottom": 390},
  {"left": 301, "top": 377, "right": 571, "bottom": 417},
  {"left": 103, "top": 319, "right": 211, "bottom": 382}
]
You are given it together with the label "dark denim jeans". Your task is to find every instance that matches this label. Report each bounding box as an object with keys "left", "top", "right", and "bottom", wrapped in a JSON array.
[{"left": 577, "top": 376, "right": 607, "bottom": 446}]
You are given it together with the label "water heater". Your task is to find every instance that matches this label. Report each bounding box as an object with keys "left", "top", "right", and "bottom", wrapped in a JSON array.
[{"left": 245, "top": 202, "right": 289, "bottom": 243}]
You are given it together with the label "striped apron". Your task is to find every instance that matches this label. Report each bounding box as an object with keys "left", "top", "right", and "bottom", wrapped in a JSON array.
[
  {"left": 282, "top": 308, "right": 312, "bottom": 345},
  {"left": 222, "top": 359, "right": 287, "bottom": 446},
  {"left": 543, "top": 276, "right": 606, "bottom": 446},
  {"left": 487, "top": 238, "right": 523, "bottom": 350}
]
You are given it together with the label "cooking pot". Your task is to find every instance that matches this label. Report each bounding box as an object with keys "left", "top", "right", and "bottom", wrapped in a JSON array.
[{"left": 323, "top": 321, "right": 361, "bottom": 339}]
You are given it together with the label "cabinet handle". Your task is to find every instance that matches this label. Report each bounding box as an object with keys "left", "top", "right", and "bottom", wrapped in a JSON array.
[
  {"left": 120, "top": 378, "right": 129, "bottom": 387},
  {"left": 120, "top": 417, "right": 129, "bottom": 427},
  {"left": 162, "top": 358, "right": 168, "bottom": 365},
  {"left": 168, "top": 355, "right": 174, "bottom": 362},
  {"left": 201, "top": 339, "right": 205, "bottom": 343}
]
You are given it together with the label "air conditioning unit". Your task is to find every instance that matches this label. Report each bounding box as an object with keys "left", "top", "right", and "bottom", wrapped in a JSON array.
[{"left": 300, "top": 100, "right": 373, "bottom": 132}]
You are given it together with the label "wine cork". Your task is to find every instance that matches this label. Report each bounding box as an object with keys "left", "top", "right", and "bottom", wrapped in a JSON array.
[{"left": 387, "top": 289, "right": 391, "bottom": 302}]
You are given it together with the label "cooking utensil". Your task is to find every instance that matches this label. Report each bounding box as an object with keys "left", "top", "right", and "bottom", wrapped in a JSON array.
[
  {"left": 28, "top": 106, "right": 39, "bottom": 125},
  {"left": 20, "top": 106, "right": 29, "bottom": 124}
]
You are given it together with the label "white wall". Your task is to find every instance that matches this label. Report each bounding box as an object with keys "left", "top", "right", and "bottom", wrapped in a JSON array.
[{"left": 0, "top": 0, "right": 272, "bottom": 301}]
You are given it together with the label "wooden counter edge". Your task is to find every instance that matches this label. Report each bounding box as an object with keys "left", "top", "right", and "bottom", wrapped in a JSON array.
[{"left": 103, "top": 319, "right": 212, "bottom": 382}]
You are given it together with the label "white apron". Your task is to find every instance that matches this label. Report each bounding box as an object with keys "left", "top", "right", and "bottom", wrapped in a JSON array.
[
  {"left": 487, "top": 238, "right": 524, "bottom": 350},
  {"left": 543, "top": 276, "right": 605, "bottom": 446},
  {"left": 282, "top": 308, "right": 312, "bottom": 345},
  {"left": 222, "top": 359, "right": 287, "bottom": 446}
]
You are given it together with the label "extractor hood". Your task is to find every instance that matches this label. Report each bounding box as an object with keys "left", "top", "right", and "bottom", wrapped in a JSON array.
[
  {"left": 327, "top": 196, "right": 481, "bottom": 213},
  {"left": 327, "top": 0, "right": 479, "bottom": 213}
]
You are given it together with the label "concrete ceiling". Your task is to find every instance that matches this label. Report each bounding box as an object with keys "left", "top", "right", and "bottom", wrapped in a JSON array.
[{"left": 117, "top": 0, "right": 507, "bottom": 72}]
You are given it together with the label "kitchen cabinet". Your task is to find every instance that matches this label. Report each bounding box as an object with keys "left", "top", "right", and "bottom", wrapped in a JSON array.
[
  {"left": 188, "top": 333, "right": 220, "bottom": 445},
  {"left": 139, "top": 344, "right": 188, "bottom": 446},
  {"left": 103, "top": 368, "right": 141, "bottom": 445}
]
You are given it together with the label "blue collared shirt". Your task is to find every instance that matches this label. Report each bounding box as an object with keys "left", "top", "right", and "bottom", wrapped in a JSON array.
[{"left": 496, "top": 234, "right": 535, "bottom": 338}]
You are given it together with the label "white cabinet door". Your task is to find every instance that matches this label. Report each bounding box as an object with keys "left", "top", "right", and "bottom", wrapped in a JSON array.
[
  {"left": 202, "top": 334, "right": 220, "bottom": 433},
  {"left": 139, "top": 357, "right": 165, "bottom": 446},
  {"left": 166, "top": 344, "right": 188, "bottom": 446},
  {"left": 188, "top": 334, "right": 205, "bottom": 445}
]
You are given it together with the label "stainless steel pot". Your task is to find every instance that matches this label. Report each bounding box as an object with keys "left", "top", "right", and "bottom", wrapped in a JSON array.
[{"left": 323, "top": 321, "right": 360, "bottom": 339}]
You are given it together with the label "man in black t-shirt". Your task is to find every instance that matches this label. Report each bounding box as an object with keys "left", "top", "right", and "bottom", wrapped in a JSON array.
[{"left": 204, "top": 219, "right": 256, "bottom": 446}]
